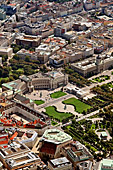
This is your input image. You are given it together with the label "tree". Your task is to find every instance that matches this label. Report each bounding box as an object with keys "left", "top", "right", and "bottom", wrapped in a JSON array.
[
  {"left": 31, "top": 64, "right": 38, "bottom": 69},
  {"left": 72, "top": 119, "right": 77, "bottom": 125},
  {"left": 13, "top": 47, "right": 19, "bottom": 53},
  {"left": 9, "top": 76, "right": 14, "bottom": 81},
  {"left": 1, "top": 55, "right": 8, "bottom": 63},
  {"left": 13, "top": 54, "right": 20, "bottom": 60},
  {"left": 24, "top": 65, "right": 34, "bottom": 75},
  {"left": 3, "top": 62, "right": 7, "bottom": 66},
  {"left": 25, "top": 56, "right": 30, "bottom": 62},
  {"left": 82, "top": 110, "right": 86, "bottom": 115},
  {"left": 40, "top": 65, "right": 47, "bottom": 73},
  {"left": 29, "top": 48, "right": 34, "bottom": 52},
  {"left": 76, "top": 115, "right": 78, "bottom": 119},
  {"left": 96, "top": 121, "right": 99, "bottom": 129},
  {"left": 0, "top": 68, "right": 2, "bottom": 77},
  {"left": 13, "top": 74, "right": 18, "bottom": 79},
  {"left": 2, "top": 68, "right": 9, "bottom": 78},
  {"left": 74, "top": 106, "right": 76, "bottom": 111}
]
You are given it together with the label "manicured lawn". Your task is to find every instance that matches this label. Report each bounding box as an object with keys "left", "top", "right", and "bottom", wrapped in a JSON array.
[
  {"left": 34, "top": 100, "right": 45, "bottom": 105},
  {"left": 45, "top": 106, "right": 73, "bottom": 122},
  {"left": 50, "top": 91, "right": 67, "bottom": 99},
  {"left": 63, "top": 97, "right": 91, "bottom": 113}
]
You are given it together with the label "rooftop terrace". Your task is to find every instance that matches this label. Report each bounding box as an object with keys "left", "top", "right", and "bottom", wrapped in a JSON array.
[{"left": 41, "top": 129, "right": 72, "bottom": 144}]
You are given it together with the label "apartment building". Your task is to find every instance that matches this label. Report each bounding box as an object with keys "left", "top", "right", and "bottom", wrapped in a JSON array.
[
  {"left": 39, "top": 129, "right": 72, "bottom": 159},
  {"left": 61, "top": 141, "right": 93, "bottom": 170},
  {"left": 0, "top": 8, "right": 6, "bottom": 20},
  {"left": 84, "top": 0, "right": 100, "bottom": 10},
  {"left": 49, "top": 52, "right": 69, "bottom": 67},
  {"left": 0, "top": 141, "right": 30, "bottom": 166},
  {"left": 16, "top": 34, "right": 41, "bottom": 47},
  {"left": 0, "top": 47, "right": 13, "bottom": 58},
  {"left": 98, "top": 159, "right": 113, "bottom": 170},
  {"left": 9, "top": 129, "right": 38, "bottom": 149},
  {"left": 16, "top": 49, "right": 37, "bottom": 60},
  {"left": 35, "top": 37, "right": 67, "bottom": 63},
  {"left": 71, "top": 54, "right": 113, "bottom": 77},
  {"left": 48, "top": 157, "right": 72, "bottom": 170}
]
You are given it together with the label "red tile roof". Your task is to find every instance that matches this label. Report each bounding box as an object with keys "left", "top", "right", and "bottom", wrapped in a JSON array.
[
  {"left": 10, "top": 132, "right": 18, "bottom": 140},
  {"left": 23, "top": 119, "right": 46, "bottom": 129}
]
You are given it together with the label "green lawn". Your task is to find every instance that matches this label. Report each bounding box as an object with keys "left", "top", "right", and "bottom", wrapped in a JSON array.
[
  {"left": 34, "top": 100, "right": 45, "bottom": 105},
  {"left": 50, "top": 91, "right": 67, "bottom": 99},
  {"left": 63, "top": 97, "right": 91, "bottom": 113},
  {"left": 45, "top": 106, "right": 72, "bottom": 122}
]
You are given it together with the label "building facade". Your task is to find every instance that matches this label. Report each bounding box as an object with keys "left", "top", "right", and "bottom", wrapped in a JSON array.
[
  {"left": 16, "top": 34, "right": 41, "bottom": 47},
  {"left": 71, "top": 55, "right": 113, "bottom": 77},
  {"left": 2, "top": 71, "right": 68, "bottom": 93}
]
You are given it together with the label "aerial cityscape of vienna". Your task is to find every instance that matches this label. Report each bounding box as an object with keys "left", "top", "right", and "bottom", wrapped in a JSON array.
[{"left": 0, "top": 0, "right": 112, "bottom": 169}]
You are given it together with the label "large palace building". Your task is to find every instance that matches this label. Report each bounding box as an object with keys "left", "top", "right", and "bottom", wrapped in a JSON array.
[{"left": 2, "top": 71, "right": 68, "bottom": 93}]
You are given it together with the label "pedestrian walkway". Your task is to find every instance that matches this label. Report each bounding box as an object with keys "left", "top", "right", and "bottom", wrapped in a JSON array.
[
  {"left": 35, "top": 94, "right": 73, "bottom": 109},
  {"left": 76, "top": 110, "right": 99, "bottom": 122}
]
